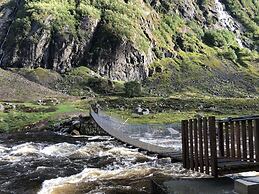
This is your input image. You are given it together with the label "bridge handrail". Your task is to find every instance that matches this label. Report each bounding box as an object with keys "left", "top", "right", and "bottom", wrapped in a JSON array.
[
  {"left": 217, "top": 115, "right": 259, "bottom": 123},
  {"left": 182, "top": 115, "right": 259, "bottom": 178}
]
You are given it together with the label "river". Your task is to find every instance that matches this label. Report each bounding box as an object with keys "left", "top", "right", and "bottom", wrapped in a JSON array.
[
  {"left": 0, "top": 131, "right": 208, "bottom": 194},
  {"left": 0, "top": 132, "right": 204, "bottom": 194}
]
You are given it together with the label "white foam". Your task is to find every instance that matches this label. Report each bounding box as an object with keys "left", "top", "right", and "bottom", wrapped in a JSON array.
[
  {"left": 38, "top": 166, "right": 154, "bottom": 194},
  {"left": 10, "top": 142, "right": 39, "bottom": 156},
  {"left": 214, "top": 0, "right": 244, "bottom": 47},
  {"left": 107, "top": 147, "right": 147, "bottom": 158},
  {"left": 40, "top": 143, "right": 79, "bottom": 157}
]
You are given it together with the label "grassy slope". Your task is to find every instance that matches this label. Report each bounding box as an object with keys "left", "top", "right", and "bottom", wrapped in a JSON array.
[
  {"left": 0, "top": 100, "right": 91, "bottom": 132},
  {"left": 101, "top": 96, "right": 259, "bottom": 124},
  {"left": 8, "top": 0, "right": 258, "bottom": 96},
  {"left": 0, "top": 68, "right": 66, "bottom": 101},
  {"left": 0, "top": 0, "right": 258, "bottom": 132}
]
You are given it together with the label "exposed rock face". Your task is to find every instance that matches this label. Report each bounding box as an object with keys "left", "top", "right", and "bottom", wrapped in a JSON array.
[
  {"left": 0, "top": 1, "right": 151, "bottom": 81},
  {"left": 2, "top": 12, "right": 100, "bottom": 73},
  {"left": 0, "top": 1, "right": 16, "bottom": 64},
  {"left": 0, "top": 0, "right": 258, "bottom": 84},
  {"left": 85, "top": 26, "right": 152, "bottom": 81}
]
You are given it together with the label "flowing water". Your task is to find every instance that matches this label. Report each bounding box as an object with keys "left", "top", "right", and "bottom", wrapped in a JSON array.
[
  {"left": 214, "top": 0, "right": 244, "bottom": 47},
  {"left": 0, "top": 131, "right": 206, "bottom": 194}
]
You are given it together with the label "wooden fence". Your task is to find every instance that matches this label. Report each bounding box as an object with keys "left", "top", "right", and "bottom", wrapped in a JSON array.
[{"left": 182, "top": 116, "right": 259, "bottom": 177}]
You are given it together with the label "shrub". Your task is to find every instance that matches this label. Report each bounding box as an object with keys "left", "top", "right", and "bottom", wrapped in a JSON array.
[
  {"left": 87, "top": 77, "right": 112, "bottom": 94},
  {"left": 221, "top": 49, "right": 238, "bottom": 61},
  {"left": 203, "top": 30, "right": 237, "bottom": 47},
  {"left": 124, "top": 81, "right": 142, "bottom": 97}
]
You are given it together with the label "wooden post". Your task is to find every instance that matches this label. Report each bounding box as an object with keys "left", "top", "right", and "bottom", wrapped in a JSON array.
[
  {"left": 255, "top": 119, "right": 259, "bottom": 163},
  {"left": 185, "top": 121, "right": 190, "bottom": 169},
  {"left": 209, "top": 117, "right": 218, "bottom": 178},
  {"left": 247, "top": 120, "right": 254, "bottom": 161},
  {"left": 236, "top": 121, "right": 241, "bottom": 159},
  {"left": 225, "top": 122, "right": 230, "bottom": 157},
  {"left": 218, "top": 122, "right": 224, "bottom": 157},
  {"left": 194, "top": 119, "right": 199, "bottom": 171},
  {"left": 241, "top": 120, "right": 247, "bottom": 160},
  {"left": 189, "top": 119, "right": 194, "bottom": 170},
  {"left": 198, "top": 118, "right": 204, "bottom": 173},
  {"left": 182, "top": 120, "right": 187, "bottom": 168},
  {"left": 230, "top": 121, "right": 235, "bottom": 158},
  {"left": 203, "top": 117, "right": 209, "bottom": 174}
]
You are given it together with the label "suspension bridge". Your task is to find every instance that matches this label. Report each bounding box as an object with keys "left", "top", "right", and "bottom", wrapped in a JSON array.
[
  {"left": 90, "top": 109, "right": 182, "bottom": 161},
  {"left": 90, "top": 108, "right": 259, "bottom": 178}
]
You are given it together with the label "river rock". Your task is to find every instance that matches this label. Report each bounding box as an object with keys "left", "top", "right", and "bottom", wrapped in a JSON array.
[
  {"left": 71, "top": 129, "right": 80, "bottom": 136},
  {"left": 142, "top": 108, "right": 150, "bottom": 115},
  {"left": 0, "top": 104, "right": 4, "bottom": 112}
]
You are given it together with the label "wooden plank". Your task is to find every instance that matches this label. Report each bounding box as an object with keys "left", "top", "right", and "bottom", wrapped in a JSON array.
[
  {"left": 209, "top": 117, "right": 218, "bottom": 178},
  {"left": 193, "top": 119, "right": 199, "bottom": 171},
  {"left": 255, "top": 119, "right": 259, "bottom": 163},
  {"left": 225, "top": 122, "right": 230, "bottom": 157},
  {"left": 185, "top": 121, "right": 190, "bottom": 169},
  {"left": 203, "top": 117, "right": 209, "bottom": 174},
  {"left": 182, "top": 120, "right": 187, "bottom": 168},
  {"left": 247, "top": 120, "right": 254, "bottom": 161},
  {"left": 230, "top": 121, "right": 235, "bottom": 158},
  {"left": 218, "top": 158, "right": 241, "bottom": 163},
  {"left": 189, "top": 119, "right": 194, "bottom": 170},
  {"left": 198, "top": 118, "right": 204, "bottom": 173},
  {"left": 236, "top": 121, "right": 241, "bottom": 159},
  {"left": 218, "top": 161, "right": 259, "bottom": 168},
  {"left": 218, "top": 122, "right": 224, "bottom": 157},
  {"left": 241, "top": 120, "right": 247, "bottom": 160}
]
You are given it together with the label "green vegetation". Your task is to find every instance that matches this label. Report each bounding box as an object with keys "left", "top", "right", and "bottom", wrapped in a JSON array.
[
  {"left": 0, "top": 100, "right": 90, "bottom": 133},
  {"left": 0, "top": 68, "right": 64, "bottom": 102},
  {"left": 124, "top": 81, "right": 142, "bottom": 98},
  {"left": 11, "top": 0, "right": 151, "bottom": 52},
  {"left": 13, "top": 67, "right": 125, "bottom": 96},
  {"left": 102, "top": 96, "right": 259, "bottom": 124},
  {"left": 1, "top": 0, "right": 259, "bottom": 133},
  {"left": 225, "top": 0, "right": 259, "bottom": 41},
  {"left": 203, "top": 30, "right": 238, "bottom": 47}
]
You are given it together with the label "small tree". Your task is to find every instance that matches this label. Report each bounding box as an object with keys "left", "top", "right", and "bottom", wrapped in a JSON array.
[{"left": 124, "top": 81, "right": 142, "bottom": 98}]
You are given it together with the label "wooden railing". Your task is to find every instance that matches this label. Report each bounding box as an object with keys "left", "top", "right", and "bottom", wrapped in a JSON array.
[{"left": 182, "top": 116, "right": 259, "bottom": 177}]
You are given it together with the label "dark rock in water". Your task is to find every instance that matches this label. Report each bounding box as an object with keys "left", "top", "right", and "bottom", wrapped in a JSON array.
[
  {"left": 71, "top": 129, "right": 80, "bottom": 136},
  {"left": 60, "top": 127, "right": 72, "bottom": 134},
  {"left": 53, "top": 116, "right": 107, "bottom": 136},
  {"left": 87, "top": 156, "right": 116, "bottom": 168}
]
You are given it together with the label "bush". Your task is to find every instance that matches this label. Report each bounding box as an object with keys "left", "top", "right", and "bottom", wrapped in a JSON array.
[
  {"left": 221, "top": 49, "right": 238, "bottom": 61},
  {"left": 87, "top": 77, "right": 113, "bottom": 94},
  {"left": 124, "top": 81, "right": 142, "bottom": 97},
  {"left": 203, "top": 30, "right": 237, "bottom": 47}
]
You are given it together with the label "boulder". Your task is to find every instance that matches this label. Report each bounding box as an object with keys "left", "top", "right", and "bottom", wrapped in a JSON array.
[
  {"left": 135, "top": 105, "right": 143, "bottom": 114},
  {"left": 0, "top": 103, "right": 4, "bottom": 112},
  {"left": 142, "top": 108, "right": 150, "bottom": 115}
]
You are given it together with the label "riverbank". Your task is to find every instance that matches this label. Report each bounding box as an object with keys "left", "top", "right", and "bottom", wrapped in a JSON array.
[{"left": 1, "top": 96, "right": 259, "bottom": 133}]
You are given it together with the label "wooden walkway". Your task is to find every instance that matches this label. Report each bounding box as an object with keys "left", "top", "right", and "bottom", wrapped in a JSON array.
[{"left": 90, "top": 109, "right": 182, "bottom": 161}]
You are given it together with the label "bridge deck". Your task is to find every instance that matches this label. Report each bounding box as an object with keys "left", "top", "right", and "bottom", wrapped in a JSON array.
[{"left": 90, "top": 110, "right": 182, "bottom": 161}]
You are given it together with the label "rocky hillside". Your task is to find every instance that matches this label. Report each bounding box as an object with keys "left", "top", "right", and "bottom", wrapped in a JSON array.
[
  {"left": 0, "top": 68, "right": 65, "bottom": 101},
  {"left": 0, "top": 0, "right": 258, "bottom": 96}
]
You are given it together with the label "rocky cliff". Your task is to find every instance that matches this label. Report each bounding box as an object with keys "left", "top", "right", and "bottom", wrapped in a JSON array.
[{"left": 0, "top": 0, "right": 258, "bottom": 90}]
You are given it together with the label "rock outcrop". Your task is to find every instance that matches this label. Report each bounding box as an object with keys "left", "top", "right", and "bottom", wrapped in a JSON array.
[
  {"left": 0, "top": 0, "right": 258, "bottom": 84},
  {"left": 0, "top": 0, "right": 152, "bottom": 81}
]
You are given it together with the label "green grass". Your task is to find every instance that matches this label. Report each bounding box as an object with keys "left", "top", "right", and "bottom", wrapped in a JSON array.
[
  {"left": 105, "top": 109, "right": 242, "bottom": 124},
  {"left": 100, "top": 96, "right": 259, "bottom": 124},
  {"left": 0, "top": 100, "right": 90, "bottom": 133}
]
